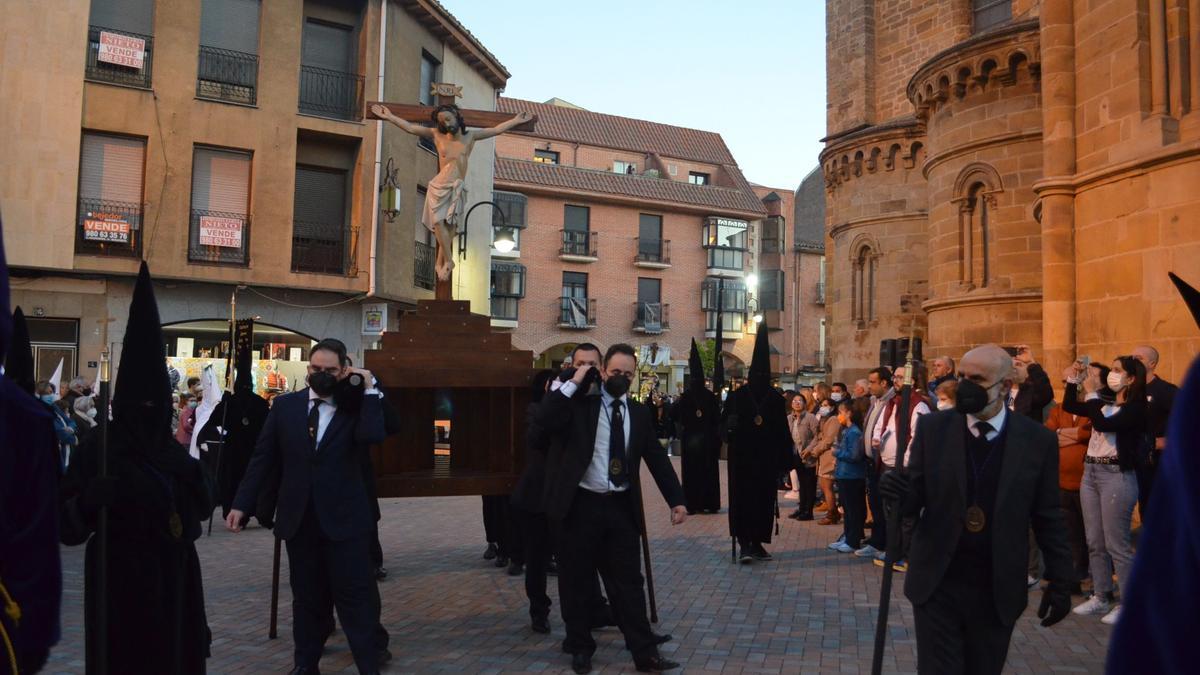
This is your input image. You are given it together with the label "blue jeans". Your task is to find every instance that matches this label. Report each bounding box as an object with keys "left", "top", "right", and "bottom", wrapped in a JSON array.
[{"left": 1079, "top": 463, "right": 1138, "bottom": 598}]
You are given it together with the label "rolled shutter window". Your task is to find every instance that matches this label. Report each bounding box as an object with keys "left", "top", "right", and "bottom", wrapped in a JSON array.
[
  {"left": 200, "top": 0, "right": 260, "bottom": 53},
  {"left": 302, "top": 20, "right": 353, "bottom": 72},
  {"left": 89, "top": 0, "right": 155, "bottom": 34},
  {"left": 192, "top": 147, "right": 250, "bottom": 214},
  {"left": 80, "top": 133, "right": 144, "bottom": 205}
]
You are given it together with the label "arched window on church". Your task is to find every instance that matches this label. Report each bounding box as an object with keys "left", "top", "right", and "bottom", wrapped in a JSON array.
[
  {"left": 953, "top": 163, "right": 1002, "bottom": 290},
  {"left": 972, "top": 0, "right": 1011, "bottom": 34},
  {"left": 852, "top": 244, "right": 877, "bottom": 326}
]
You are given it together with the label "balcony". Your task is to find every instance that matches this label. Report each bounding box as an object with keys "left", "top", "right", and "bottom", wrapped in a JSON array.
[
  {"left": 706, "top": 247, "right": 745, "bottom": 273},
  {"left": 188, "top": 209, "right": 250, "bottom": 265},
  {"left": 291, "top": 219, "right": 346, "bottom": 274},
  {"left": 76, "top": 198, "right": 142, "bottom": 257},
  {"left": 86, "top": 26, "right": 153, "bottom": 89},
  {"left": 298, "top": 65, "right": 364, "bottom": 121},
  {"left": 632, "top": 302, "right": 670, "bottom": 334},
  {"left": 197, "top": 45, "right": 258, "bottom": 105},
  {"left": 815, "top": 282, "right": 826, "bottom": 304},
  {"left": 414, "top": 241, "right": 435, "bottom": 290},
  {"left": 559, "top": 230, "right": 598, "bottom": 262},
  {"left": 558, "top": 297, "right": 597, "bottom": 329},
  {"left": 634, "top": 238, "right": 671, "bottom": 268}
]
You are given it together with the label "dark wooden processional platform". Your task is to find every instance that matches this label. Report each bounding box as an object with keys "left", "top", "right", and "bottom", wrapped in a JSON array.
[{"left": 364, "top": 300, "right": 533, "bottom": 498}]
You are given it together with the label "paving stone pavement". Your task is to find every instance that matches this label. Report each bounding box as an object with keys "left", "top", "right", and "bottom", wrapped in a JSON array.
[{"left": 46, "top": 458, "right": 1110, "bottom": 674}]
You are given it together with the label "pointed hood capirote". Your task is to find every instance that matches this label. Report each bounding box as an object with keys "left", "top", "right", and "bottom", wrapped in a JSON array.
[
  {"left": 748, "top": 317, "right": 772, "bottom": 389},
  {"left": 7, "top": 307, "right": 36, "bottom": 395},
  {"left": 688, "top": 339, "right": 706, "bottom": 392},
  {"left": 112, "top": 261, "right": 173, "bottom": 447},
  {"left": 1169, "top": 272, "right": 1200, "bottom": 331}
]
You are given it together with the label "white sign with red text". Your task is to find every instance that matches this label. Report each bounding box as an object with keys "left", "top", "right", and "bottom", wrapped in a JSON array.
[
  {"left": 198, "top": 216, "right": 243, "bottom": 249},
  {"left": 98, "top": 31, "right": 146, "bottom": 69}
]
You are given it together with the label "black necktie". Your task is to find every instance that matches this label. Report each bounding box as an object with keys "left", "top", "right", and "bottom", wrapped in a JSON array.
[
  {"left": 609, "top": 399, "right": 628, "bottom": 487},
  {"left": 308, "top": 400, "right": 323, "bottom": 448},
  {"left": 975, "top": 420, "right": 994, "bottom": 439}
]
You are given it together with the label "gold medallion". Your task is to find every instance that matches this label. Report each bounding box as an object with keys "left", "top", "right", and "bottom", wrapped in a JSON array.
[
  {"left": 695, "top": 409, "right": 703, "bottom": 418},
  {"left": 169, "top": 512, "right": 184, "bottom": 540},
  {"left": 965, "top": 505, "right": 986, "bottom": 533},
  {"left": 609, "top": 459, "right": 623, "bottom": 476},
  {"left": 754, "top": 415, "right": 764, "bottom": 426}
]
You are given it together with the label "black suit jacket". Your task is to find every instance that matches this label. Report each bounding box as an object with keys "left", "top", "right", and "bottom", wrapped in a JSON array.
[
  {"left": 537, "top": 388, "right": 684, "bottom": 524},
  {"left": 511, "top": 402, "right": 550, "bottom": 513},
  {"left": 901, "top": 409, "right": 1073, "bottom": 625},
  {"left": 233, "top": 389, "right": 386, "bottom": 541}
]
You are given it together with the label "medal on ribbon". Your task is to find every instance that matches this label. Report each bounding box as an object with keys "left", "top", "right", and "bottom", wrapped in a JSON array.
[
  {"left": 754, "top": 415, "right": 764, "bottom": 426},
  {"left": 609, "top": 458, "right": 623, "bottom": 477},
  {"left": 965, "top": 505, "right": 986, "bottom": 533},
  {"left": 169, "top": 512, "right": 184, "bottom": 540}
]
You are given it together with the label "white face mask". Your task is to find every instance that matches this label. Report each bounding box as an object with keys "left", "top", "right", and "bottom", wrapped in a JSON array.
[
  {"left": 1106, "top": 372, "right": 1127, "bottom": 392},
  {"left": 831, "top": 392, "right": 845, "bottom": 402},
  {"left": 936, "top": 400, "right": 954, "bottom": 411},
  {"left": 818, "top": 406, "right": 832, "bottom": 416}
]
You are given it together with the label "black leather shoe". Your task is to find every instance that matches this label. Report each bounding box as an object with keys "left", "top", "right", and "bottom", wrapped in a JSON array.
[
  {"left": 532, "top": 616, "right": 551, "bottom": 634},
  {"left": 507, "top": 561, "right": 524, "bottom": 576},
  {"left": 288, "top": 667, "right": 320, "bottom": 675},
  {"left": 572, "top": 652, "right": 592, "bottom": 674},
  {"left": 634, "top": 655, "right": 681, "bottom": 672},
  {"left": 652, "top": 632, "right": 672, "bottom": 645},
  {"left": 375, "top": 566, "right": 388, "bottom": 581},
  {"left": 377, "top": 648, "right": 392, "bottom": 665},
  {"left": 483, "top": 543, "right": 498, "bottom": 560},
  {"left": 495, "top": 554, "right": 509, "bottom": 568}
]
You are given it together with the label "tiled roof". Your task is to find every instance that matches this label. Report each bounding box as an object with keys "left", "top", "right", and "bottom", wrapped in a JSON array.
[
  {"left": 399, "top": 0, "right": 510, "bottom": 87},
  {"left": 793, "top": 167, "right": 826, "bottom": 252},
  {"left": 498, "top": 98, "right": 737, "bottom": 166},
  {"left": 495, "top": 158, "right": 766, "bottom": 217}
]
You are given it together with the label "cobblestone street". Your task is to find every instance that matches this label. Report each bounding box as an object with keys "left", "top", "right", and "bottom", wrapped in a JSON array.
[{"left": 46, "top": 459, "right": 1110, "bottom": 674}]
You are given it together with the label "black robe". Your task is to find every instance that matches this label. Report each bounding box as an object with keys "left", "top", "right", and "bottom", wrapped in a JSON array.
[
  {"left": 59, "top": 428, "right": 213, "bottom": 675},
  {"left": 672, "top": 387, "right": 722, "bottom": 512},
  {"left": 723, "top": 383, "right": 791, "bottom": 544},
  {"left": 196, "top": 389, "right": 269, "bottom": 519}
]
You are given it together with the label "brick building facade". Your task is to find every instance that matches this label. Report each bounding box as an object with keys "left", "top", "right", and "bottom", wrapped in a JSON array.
[
  {"left": 823, "top": 0, "right": 1200, "bottom": 386},
  {"left": 489, "top": 98, "right": 770, "bottom": 394}
]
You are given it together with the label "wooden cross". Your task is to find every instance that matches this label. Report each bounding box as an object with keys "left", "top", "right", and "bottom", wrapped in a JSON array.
[
  {"left": 366, "top": 83, "right": 536, "bottom": 300},
  {"left": 366, "top": 82, "right": 536, "bottom": 132}
]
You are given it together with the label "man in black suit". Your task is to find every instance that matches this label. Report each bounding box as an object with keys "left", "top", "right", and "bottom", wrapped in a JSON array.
[
  {"left": 226, "top": 339, "right": 386, "bottom": 675},
  {"left": 539, "top": 343, "right": 687, "bottom": 674},
  {"left": 881, "top": 344, "right": 1073, "bottom": 675}
]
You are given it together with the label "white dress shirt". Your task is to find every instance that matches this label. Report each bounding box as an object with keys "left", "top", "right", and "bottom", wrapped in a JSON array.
[
  {"left": 307, "top": 388, "right": 337, "bottom": 446},
  {"left": 1083, "top": 392, "right": 1119, "bottom": 458},
  {"left": 966, "top": 404, "right": 1007, "bottom": 441},
  {"left": 573, "top": 386, "right": 632, "bottom": 493},
  {"left": 871, "top": 394, "right": 930, "bottom": 467}
]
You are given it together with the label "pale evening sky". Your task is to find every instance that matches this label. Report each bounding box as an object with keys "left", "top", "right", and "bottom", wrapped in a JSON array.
[{"left": 444, "top": 0, "right": 827, "bottom": 192}]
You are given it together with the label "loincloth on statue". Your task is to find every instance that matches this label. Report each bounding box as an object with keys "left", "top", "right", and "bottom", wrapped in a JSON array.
[{"left": 421, "top": 167, "right": 468, "bottom": 232}]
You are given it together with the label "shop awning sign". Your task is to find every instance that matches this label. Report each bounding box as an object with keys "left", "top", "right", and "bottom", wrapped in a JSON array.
[
  {"left": 98, "top": 31, "right": 146, "bottom": 70},
  {"left": 198, "top": 216, "right": 244, "bottom": 248}
]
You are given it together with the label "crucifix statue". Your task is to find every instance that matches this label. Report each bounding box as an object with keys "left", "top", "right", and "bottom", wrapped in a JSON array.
[{"left": 369, "top": 84, "right": 535, "bottom": 297}]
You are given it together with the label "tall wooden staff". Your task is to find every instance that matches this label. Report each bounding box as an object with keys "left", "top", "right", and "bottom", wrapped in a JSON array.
[
  {"left": 635, "top": 492, "right": 659, "bottom": 623},
  {"left": 95, "top": 350, "right": 111, "bottom": 675},
  {"left": 870, "top": 325, "right": 917, "bottom": 675},
  {"left": 269, "top": 536, "right": 282, "bottom": 639}
]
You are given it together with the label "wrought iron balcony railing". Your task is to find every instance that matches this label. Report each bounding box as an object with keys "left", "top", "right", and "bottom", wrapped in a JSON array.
[
  {"left": 291, "top": 219, "right": 346, "bottom": 274},
  {"left": 188, "top": 209, "right": 250, "bottom": 265},
  {"left": 86, "top": 25, "right": 154, "bottom": 88},
  {"left": 558, "top": 297, "right": 597, "bottom": 329},
  {"left": 559, "top": 230, "right": 598, "bottom": 260},
  {"left": 414, "top": 241, "right": 435, "bottom": 290},
  {"left": 634, "top": 238, "right": 670, "bottom": 266},
  {"left": 298, "top": 65, "right": 364, "bottom": 120},
  {"left": 197, "top": 45, "right": 258, "bottom": 105},
  {"left": 632, "top": 302, "right": 670, "bottom": 333},
  {"left": 76, "top": 198, "right": 143, "bottom": 257}
]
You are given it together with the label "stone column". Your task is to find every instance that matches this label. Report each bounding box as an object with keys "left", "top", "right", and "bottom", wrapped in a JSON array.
[{"left": 1037, "top": 0, "right": 1077, "bottom": 394}]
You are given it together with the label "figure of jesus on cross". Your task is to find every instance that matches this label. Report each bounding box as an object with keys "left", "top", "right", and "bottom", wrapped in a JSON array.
[{"left": 370, "top": 88, "right": 533, "bottom": 284}]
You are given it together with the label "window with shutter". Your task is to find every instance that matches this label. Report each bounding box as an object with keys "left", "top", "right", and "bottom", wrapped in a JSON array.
[
  {"left": 292, "top": 166, "right": 348, "bottom": 274},
  {"left": 77, "top": 132, "right": 145, "bottom": 256},
  {"left": 86, "top": 0, "right": 155, "bottom": 87},
  {"left": 197, "top": 0, "right": 260, "bottom": 104},
  {"left": 89, "top": 0, "right": 155, "bottom": 35},
  {"left": 189, "top": 147, "right": 251, "bottom": 265},
  {"left": 299, "top": 19, "right": 362, "bottom": 119}
]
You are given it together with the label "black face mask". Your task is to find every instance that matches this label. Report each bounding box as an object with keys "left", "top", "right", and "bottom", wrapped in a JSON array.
[
  {"left": 603, "top": 374, "right": 631, "bottom": 399},
  {"left": 955, "top": 378, "right": 1001, "bottom": 415},
  {"left": 308, "top": 371, "right": 338, "bottom": 397}
]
